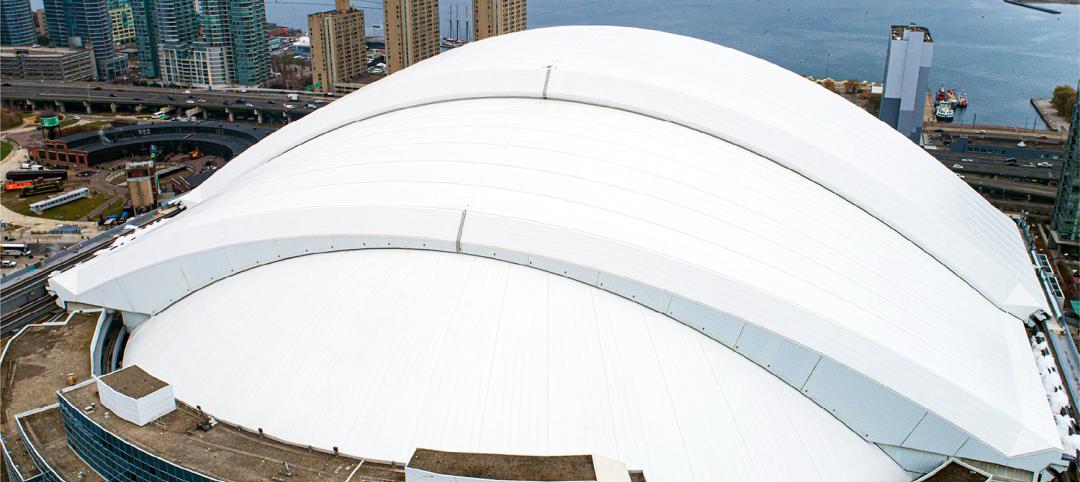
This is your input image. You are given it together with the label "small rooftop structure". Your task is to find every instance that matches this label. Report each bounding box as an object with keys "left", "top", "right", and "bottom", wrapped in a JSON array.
[{"left": 96, "top": 365, "right": 175, "bottom": 426}]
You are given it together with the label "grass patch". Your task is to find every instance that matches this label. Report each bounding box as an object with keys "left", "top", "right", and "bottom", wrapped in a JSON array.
[
  {"left": 82, "top": 121, "right": 111, "bottom": 130},
  {"left": 1, "top": 189, "right": 113, "bottom": 221},
  {"left": 0, "top": 141, "right": 12, "bottom": 159},
  {"left": 100, "top": 197, "right": 127, "bottom": 220},
  {"left": 58, "top": 118, "right": 78, "bottom": 128}
]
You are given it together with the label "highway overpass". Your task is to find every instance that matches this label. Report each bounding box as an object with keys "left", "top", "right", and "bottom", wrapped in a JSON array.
[{"left": 0, "top": 81, "right": 337, "bottom": 124}]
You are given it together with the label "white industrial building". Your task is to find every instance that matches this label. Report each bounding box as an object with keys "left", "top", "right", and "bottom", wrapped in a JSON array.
[{"left": 49, "top": 26, "right": 1070, "bottom": 481}]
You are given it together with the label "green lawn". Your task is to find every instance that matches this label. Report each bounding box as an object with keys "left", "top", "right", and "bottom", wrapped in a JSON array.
[
  {"left": 0, "top": 141, "right": 12, "bottom": 159},
  {"left": 58, "top": 118, "right": 78, "bottom": 128},
  {"left": 2, "top": 190, "right": 113, "bottom": 221}
]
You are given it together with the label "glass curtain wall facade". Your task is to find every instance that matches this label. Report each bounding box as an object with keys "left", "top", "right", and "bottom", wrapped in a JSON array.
[
  {"left": 42, "top": 0, "right": 127, "bottom": 78},
  {"left": 1, "top": 0, "right": 37, "bottom": 46}
]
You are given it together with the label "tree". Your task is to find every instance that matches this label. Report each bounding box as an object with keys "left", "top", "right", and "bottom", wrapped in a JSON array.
[
  {"left": 1051, "top": 84, "right": 1076, "bottom": 119},
  {"left": 821, "top": 79, "right": 836, "bottom": 92},
  {"left": 866, "top": 93, "right": 882, "bottom": 116},
  {"left": 842, "top": 79, "right": 860, "bottom": 94}
]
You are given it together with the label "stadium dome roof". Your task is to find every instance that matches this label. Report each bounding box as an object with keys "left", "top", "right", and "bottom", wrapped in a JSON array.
[{"left": 52, "top": 26, "right": 1062, "bottom": 480}]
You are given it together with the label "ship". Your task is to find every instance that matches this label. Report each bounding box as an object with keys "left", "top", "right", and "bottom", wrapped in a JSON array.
[
  {"left": 957, "top": 90, "right": 968, "bottom": 108},
  {"left": 935, "top": 103, "right": 955, "bottom": 122}
]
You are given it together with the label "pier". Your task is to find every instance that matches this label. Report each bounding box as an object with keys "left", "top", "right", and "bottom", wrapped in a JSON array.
[{"left": 1003, "top": 0, "right": 1062, "bottom": 14}]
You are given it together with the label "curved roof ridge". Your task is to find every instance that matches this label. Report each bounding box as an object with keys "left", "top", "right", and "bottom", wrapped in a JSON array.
[{"left": 181, "top": 26, "right": 1045, "bottom": 321}]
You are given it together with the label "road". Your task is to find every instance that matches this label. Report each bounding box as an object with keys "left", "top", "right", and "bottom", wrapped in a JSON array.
[{"left": 1, "top": 81, "right": 334, "bottom": 119}]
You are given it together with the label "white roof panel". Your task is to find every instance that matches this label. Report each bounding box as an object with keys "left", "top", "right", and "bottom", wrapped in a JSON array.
[{"left": 124, "top": 249, "right": 909, "bottom": 482}]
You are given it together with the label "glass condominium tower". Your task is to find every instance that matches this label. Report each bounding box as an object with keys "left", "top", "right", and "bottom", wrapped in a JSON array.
[
  {"left": 1, "top": 0, "right": 37, "bottom": 46},
  {"left": 43, "top": 0, "right": 128, "bottom": 79},
  {"left": 134, "top": 0, "right": 268, "bottom": 86}
]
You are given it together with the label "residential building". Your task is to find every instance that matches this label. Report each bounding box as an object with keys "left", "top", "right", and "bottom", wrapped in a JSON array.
[
  {"left": 879, "top": 23, "right": 933, "bottom": 143},
  {"left": 43, "top": 0, "right": 128, "bottom": 79},
  {"left": 1, "top": 0, "right": 37, "bottom": 46},
  {"left": 384, "top": 0, "right": 439, "bottom": 74},
  {"left": 130, "top": 0, "right": 158, "bottom": 77},
  {"left": 108, "top": 0, "right": 135, "bottom": 45},
  {"left": 1051, "top": 91, "right": 1080, "bottom": 243},
  {"left": 309, "top": 0, "right": 367, "bottom": 93},
  {"left": 33, "top": 9, "right": 48, "bottom": 42},
  {"left": 473, "top": 0, "right": 526, "bottom": 41},
  {"left": 0, "top": 45, "right": 96, "bottom": 81},
  {"left": 222, "top": 0, "right": 270, "bottom": 85},
  {"left": 133, "top": 0, "right": 268, "bottom": 86}
]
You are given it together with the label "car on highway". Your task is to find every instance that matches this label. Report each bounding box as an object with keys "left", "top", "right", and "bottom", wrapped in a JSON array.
[
  {"left": 223, "top": 100, "right": 232, "bottom": 105},
  {"left": 314, "top": 99, "right": 325, "bottom": 104},
  {"left": 951, "top": 163, "right": 963, "bottom": 169},
  {"left": 284, "top": 104, "right": 295, "bottom": 109},
  {"left": 186, "top": 99, "right": 195, "bottom": 104},
  {"left": 183, "top": 90, "right": 192, "bottom": 94},
  {"left": 76, "top": 170, "right": 94, "bottom": 177},
  {"left": 72, "top": 115, "right": 81, "bottom": 120},
  {"left": 1005, "top": 158, "right": 1018, "bottom": 165},
  {"left": 267, "top": 100, "right": 275, "bottom": 104},
  {"left": 133, "top": 97, "right": 141, "bottom": 101},
  {"left": 166, "top": 96, "right": 174, "bottom": 100},
  {"left": 960, "top": 158, "right": 973, "bottom": 162},
  {"left": 306, "top": 103, "right": 317, "bottom": 109},
  {"left": 975, "top": 130, "right": 986, "bottom": 135},
  {"left": 197, "top": 99, "right": 206, "bottom": 103},
  {"left": 1038, "top": 162, "right": 1052, "bottom": 168},
  {"left": 245, "top": 103, "right": 254, "bottom": 107},
  {"left": 109, "top": 93, "right": 117, "bottom": 97}
]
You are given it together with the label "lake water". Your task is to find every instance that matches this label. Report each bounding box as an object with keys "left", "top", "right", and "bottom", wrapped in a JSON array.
[{"left": 265, "top": 0, "right": 1079, "bottom": 128}]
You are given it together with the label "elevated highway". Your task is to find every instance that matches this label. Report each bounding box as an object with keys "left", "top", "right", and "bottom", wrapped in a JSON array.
[{"left": 0, "top": 81, "right": 338, "bottom": 124}]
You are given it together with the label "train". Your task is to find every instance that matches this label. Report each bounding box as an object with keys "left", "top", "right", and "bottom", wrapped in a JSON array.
[{"left": 5, "top": 169, "right": 68, "bottom": 182}]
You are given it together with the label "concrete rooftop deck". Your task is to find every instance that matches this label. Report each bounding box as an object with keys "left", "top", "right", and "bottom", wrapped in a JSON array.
[
  {"left": 1, "top": 311, "right": 98, "bottom": 479},
  {"left": 62, "top": 381, "right": 405, "bottom": 482}
]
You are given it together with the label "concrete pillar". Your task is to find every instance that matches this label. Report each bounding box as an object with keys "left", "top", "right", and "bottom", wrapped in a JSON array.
[
  {"left": 83, "top": 100, "right": 92, "bottom": 114},
  {"left": 55, "top": 100, "right": 65, "bottom": 113},
  {"left": 254, "top": 110, "right": 262, "bottom": 124},
  {"left": 226, "top": 108, "right": 234, "bottom": 122},
  {"left": 110, "top": 102, "right": 117, "bottom": 114}
]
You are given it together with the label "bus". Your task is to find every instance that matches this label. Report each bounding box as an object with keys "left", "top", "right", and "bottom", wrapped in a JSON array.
[{"left": 1, "top": 243, "right": 31, "bottom": 257}]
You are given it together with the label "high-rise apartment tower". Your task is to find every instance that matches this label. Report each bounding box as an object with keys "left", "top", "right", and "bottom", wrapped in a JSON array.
[
  {"left": 384, "top": 0, "right": 439, "bottom": 74},
  {"left": 473, "top": 0, "right": 526, "bottom": 41},
  {"left": 43, "top": 0, "right": 128, "bottom": 78},
  {"left": 879, "top": 23, "right": 933, "bottom": 143},
  {"left": 1, "top": 0, "right": 37, "bottom": 46},
  {"left": 309, "top": 0, "right": 366, "bottom": 93}
]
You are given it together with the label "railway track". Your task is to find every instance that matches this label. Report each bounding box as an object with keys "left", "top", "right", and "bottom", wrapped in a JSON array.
[{"left": 0, "top": 295, "right": 62, "bottom": 336}]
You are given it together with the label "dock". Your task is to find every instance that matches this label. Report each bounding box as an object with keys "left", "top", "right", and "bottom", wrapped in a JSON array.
[
  {"left": 1002, "top": 0, "right": 1062, "bottom": 14},
  {"left": 1031, "top": 98, "right": 1070, "bottom": 133}
]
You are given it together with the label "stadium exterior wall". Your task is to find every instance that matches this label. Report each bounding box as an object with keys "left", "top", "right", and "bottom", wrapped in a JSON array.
[{"left": 54, "top": 230, "right": 1062, "bottom": 473}]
